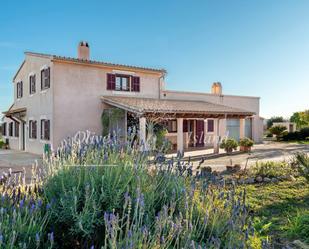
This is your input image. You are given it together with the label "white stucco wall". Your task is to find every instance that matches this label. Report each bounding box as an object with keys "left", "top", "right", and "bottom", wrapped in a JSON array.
[
  {"left": 5, "top": 54, "right": 53, "bottom": 154},
  {"left": 52, "top": 61, "right": 163, "bottom": 149},
  {"left": 161, "top": 90, "right": 263, "bottom": 143}
]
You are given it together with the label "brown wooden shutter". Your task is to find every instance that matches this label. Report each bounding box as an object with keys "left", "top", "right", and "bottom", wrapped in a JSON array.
[
  {"left": 46, "top": 68, "right": 50, "bottom": 88},
  {"left": 183, "top": 120, "right": 188, "bottom": 132},
  {"left": 132, "top": 76, "right": 140, "bottom": 92},
  {"left": 107, "top": 74, "right": 116, "bottom": 90},
  {"left": 34, "top": 121, "right": 37, "bottom": 139},
  {"left": 41, "top": 120, "right": 44, "bottom": 139},
  {"left": 45, "top": 120, "right": 50, "bottom": 140}
]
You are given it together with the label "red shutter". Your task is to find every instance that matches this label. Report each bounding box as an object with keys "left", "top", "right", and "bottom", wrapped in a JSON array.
[
  {"left": 132, "top": 76, "right": 140, "bottom": 92},
  {"left": 183, "top": 120, "right": 188, "bottom": 132},
  {"left": 107, "top": 74, "right": 116, "bottom": 90}
]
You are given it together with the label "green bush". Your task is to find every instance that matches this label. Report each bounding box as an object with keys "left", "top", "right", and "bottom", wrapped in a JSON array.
[
  {"left": 0, "top": 133, "right": 265, "bottom": 248},
  {"left": 220, "top": 137, "right": 238, "bottom": 153},
  {"left": 294, "top": 153, "right": 309, "bottom": 182},
  {"left": 285, "top": 211, "right": 309, "bottom": 243},
  {"left": 239, "top": 137, "right": 254, "bottom": 147},
  {"left": 250, "top": 161, "right": 294, "bottom": 178},
  {"left": 269, "top": 125, "right": 287, "bottom": 141}
]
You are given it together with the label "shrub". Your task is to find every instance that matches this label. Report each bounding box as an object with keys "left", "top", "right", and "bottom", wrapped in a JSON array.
[
  {"left": 239, "top": 137, "right": 254, "bottom": 147},
  {"left": 250, "top": 161, "right": 294, "bottom": 178},
  {"left": 282, "top": 131, "right": 300, "bottom": 141},
  {"left": 299, "top": 127, "right": 309, "bottom": 139},
  {"left": 285, "top": 211, "right": 309, "bottom": 243},
  {"left": 220, "top": 137, "right": 238, "bottom": 153},
  {"left": 294, "top": 153, "right": 309, "bottom": 182},
  {"left": 268, "top": 125, "right": 287, "bottom": 141},
  {"left": 0, "top": 132, "right": 265, "bottom": 248}
]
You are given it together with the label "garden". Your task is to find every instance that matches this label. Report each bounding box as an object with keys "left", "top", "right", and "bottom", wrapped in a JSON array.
[{"left": 0, "top": 129, "right": 308, "bottom": 248}]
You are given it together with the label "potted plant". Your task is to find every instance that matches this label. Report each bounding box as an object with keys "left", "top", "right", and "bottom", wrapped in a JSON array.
[
  {"left": 220, "top": 138, "right": 238, "bottom": 154},
  {"left": 239, "top": 137, "right": 254, "bottom": 152}
]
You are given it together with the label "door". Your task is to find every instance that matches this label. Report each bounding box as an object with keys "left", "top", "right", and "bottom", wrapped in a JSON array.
[
  {"left": 22, "top": 123, "right": 25, "bottom": 150},
  {"left": 195, "top": 120, "right": 204, "bottom": 146}
]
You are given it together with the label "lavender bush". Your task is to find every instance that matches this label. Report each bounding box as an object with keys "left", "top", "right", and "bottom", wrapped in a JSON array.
[{"left": 0, "top": 130, "right": 265, "bottom": 248}]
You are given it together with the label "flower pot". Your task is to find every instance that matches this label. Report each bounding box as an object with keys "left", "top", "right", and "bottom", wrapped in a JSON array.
[{"left": 240, "top": 146, "right": 251, "bottom": 152}]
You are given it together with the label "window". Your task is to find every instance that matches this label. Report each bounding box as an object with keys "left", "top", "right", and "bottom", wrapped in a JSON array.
[
  {"left": 41, "top": 119, "right": 50, "bottom": 140},
  {"left": 14, "top": 122, "right": 19, "bottom": 137},
  {"left": 207, "top": 119, "right": 214, "bottom": 132},
  {"left": 2, "top": 123, "right": 7, "bottom": 136},
  {"left": 107, "top": 74, "right": 140, "bottom": 92},
  {"left": 9, "top": 122, "right": 13, "bottom": 136},
  {"left": 29, "top": 120, "right": 37, "bottom": 139},
  {"left": 17, "top": 81, "right": 23, "bottom": 98},
  {"left": 30, "top": 74, "right": 36, "bottom": 94},
  {"left": 41, "top": 67, "right": 50, "bottom": 90},
  {"left": 167, "top": 120, "right": 177, "bottom": 133},
  {"left": 115, "top": 75, "right": 130, "bottom": 91}
]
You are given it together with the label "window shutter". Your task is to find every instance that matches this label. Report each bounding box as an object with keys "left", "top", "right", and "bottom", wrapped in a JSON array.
[
  {"left": 41, "top": 120, "right": 44, "bottom": 139},
  {"left": 183, "top": 120, "right": 188, "bottom": 132},
  {"left": 46, "top": 68, "right": 50, "bottom": 88},
  {"left": 107, "top": 74, "right": 115, "bottom": 90},
  {"left": 46, "top": 120, "right": 50, "bottom": 140},
  {"left": 34, "top": 121, "right": 37, "bottom": 139},
  {"left": 132, "top": 76, "right": 140, "bottom": 92}
]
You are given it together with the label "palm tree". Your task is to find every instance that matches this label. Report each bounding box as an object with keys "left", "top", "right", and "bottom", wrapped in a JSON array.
[
  {"left": 295, "top": 153, "right": 309, "bottom": 182},
  {"left": 269, "top": 125, "right": 287, "bottom": 141}
]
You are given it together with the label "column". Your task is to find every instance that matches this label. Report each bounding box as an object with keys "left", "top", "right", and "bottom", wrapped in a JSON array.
[
  {"left": 213, "top": 118, "right": 219, "bottom": 154},
  {"left": 139, "top": 117, "right": 146, "bottom": 146},
  {"left": 193, "top": 119, "right": 196, "bottom": 147},
  {"left": 177, "top": 118, "right": 184, "bottom": 153},
  {"left": 219, "top": 117, "right": 227, "bottom": 138},
  {"left": 239, "top": 118, "right": 245, "bottom": 139}
]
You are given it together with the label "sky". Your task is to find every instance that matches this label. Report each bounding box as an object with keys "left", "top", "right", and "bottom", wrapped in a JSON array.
[{"left": 0, "top": 0, "right": 308, "bottom": 119}]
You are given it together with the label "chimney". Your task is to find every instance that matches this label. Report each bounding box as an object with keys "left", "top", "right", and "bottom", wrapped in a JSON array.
[
  {"left": 211, "top": 82, "right": 222, "bottom": 95},
  {"left": 78, "top": 41, "right": 90, "bottom": 60}
]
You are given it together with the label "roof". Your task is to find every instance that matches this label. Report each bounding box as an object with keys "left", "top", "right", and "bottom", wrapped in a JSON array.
[
  {"left": 3, "top": 107, "right": 27, "bottom": 116},
  {"left": 25, "top": 52, "right": 166, "bottom": 74},
  {"left": 101, "top": 96, "right": 255, "bottom": 117}
]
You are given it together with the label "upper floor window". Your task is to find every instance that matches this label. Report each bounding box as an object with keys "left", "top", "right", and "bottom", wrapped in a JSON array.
[
  {"left": 30, "top": 74, "right": 36, "bottom": 94},
  {"left": 207, "top": 119, "right": 214, "bottom": 132},
  {"left": 41, "top": 119, "right": 50, "bottom": 140},
  {"left": 9, "top": 122, "right": 13, "bottom": 136},
  {"left": 17, "top": 81, "right": 23, "bottom": 98},
  {"left": 14, "top": 121, "right": 19, "bottom": 137},
  {"left": 107, "top": 73, "right": 140, "bottom": 92},
  {"left": 29, "top": 120, "right": 37, "bottom": 139},
  {"left": 2, "top": 122, "right": 7, "bottom": 136},
  {"left": 41, "top": 67, "right": 50, "bottom": 90}
]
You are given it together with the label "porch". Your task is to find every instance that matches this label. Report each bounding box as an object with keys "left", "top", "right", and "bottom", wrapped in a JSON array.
[{"left": 102, "top": 96, "right": 255, "bottom": 154}]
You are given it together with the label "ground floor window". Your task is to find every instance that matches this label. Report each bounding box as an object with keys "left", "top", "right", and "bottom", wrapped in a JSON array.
[
  {"left": 9, "top": 122, "right": 13, "bottom": 136},
  {"left": 207, "top": 119, "right": 214, "bottom": 132},
  {"left": 167, "top": 120, "right": 177, "bottom": 133},
  {"left": 14, "top": 121, "right": 19, "bottom": 137},
  {"left": 2, "top": 122, "right": 7, "bottom": 136},
  {"left": 29, "top": 120, "right": 37, "bottom": 139},
  {"left": 41, "top": 119, "right": 50, "bottom": 140}
]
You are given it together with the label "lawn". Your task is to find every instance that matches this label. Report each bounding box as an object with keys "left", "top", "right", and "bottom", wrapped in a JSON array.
[{"left": 245, "top": 178, "right": 309, "bottom": 247}]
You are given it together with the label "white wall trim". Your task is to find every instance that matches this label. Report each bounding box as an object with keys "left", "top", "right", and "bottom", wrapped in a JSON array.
[{"left": 112, "top": 70, "right": 136, "bottom": 75}]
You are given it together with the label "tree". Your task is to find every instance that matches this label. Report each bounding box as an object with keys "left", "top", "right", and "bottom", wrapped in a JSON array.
[
  {"left": 290, "top": 111, "right": 309, "bottom": 129},
  {"left": 266, "top": 116, "right": 284, "bottom": 129},
  {"left": 269, "top": 125, "right": 287, "bottom": 141}
]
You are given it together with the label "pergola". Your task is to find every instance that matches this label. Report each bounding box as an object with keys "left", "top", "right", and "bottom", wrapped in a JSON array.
[{"left": 102, "top": 96, "right": 255, "bottom": 153}]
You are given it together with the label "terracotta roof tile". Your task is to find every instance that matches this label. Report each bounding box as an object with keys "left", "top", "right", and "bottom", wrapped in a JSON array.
[
  {"left": 101, "top": 96, "right": 255, "bottom": 116},
  {"left": 25, "top": 52, "right": 166, "bottom": 73}
]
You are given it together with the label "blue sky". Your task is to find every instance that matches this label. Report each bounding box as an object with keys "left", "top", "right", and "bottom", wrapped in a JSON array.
[{"left": 1, "top": 0, "right": 308, "bottom": 118}]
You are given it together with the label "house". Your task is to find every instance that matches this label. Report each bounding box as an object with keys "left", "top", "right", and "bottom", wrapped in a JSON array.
[{"left": 2, "top": 42, "right": 264, "bottom": 155}]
